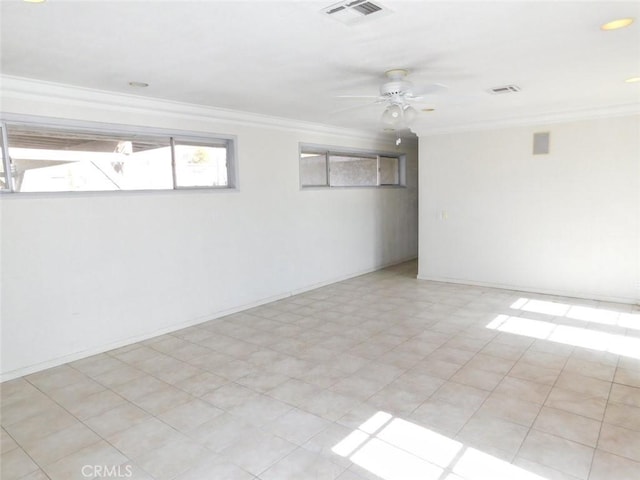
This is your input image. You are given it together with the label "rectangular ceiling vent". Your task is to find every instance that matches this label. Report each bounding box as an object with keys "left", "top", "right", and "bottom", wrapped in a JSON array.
[
  {"left": 488, "top": 85, "right": 522, "bottom": 94},
  {"left": 323, "top": 0, "right": 389, "bottom": 24}
]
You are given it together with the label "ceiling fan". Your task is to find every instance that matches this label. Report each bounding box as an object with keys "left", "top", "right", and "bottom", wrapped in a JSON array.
[{"left": 337, "top": 69, "right": 447, "bottom": 129}]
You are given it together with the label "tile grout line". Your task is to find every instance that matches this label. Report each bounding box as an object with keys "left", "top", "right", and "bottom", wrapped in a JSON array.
[
  {"left": 509, "top": 332, "right": 574, "bottom": 468},
  {"left": 585, "top": 352, "right": 620, "bottom": 479}
]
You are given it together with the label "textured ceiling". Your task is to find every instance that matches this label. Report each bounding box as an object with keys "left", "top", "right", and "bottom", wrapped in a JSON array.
[{"left": 1, "top": 0, "right": 639, "bottom": 133}]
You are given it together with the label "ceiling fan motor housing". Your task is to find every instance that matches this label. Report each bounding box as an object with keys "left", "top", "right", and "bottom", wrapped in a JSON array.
[
  {"left": 380, "top": 79, "right": 413, "bottom": 97},
  {"left": 380, "top": 68, "right": 413, "bottom": 99}
]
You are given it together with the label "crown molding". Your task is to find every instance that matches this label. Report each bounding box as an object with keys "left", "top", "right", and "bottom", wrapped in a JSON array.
[
  {"left": 415, "top": 103, "right": 640, "bottom": 136},
  {"left": 0, "top": 75, "right": 390, "bottom": 142},
  {"left": 5, "top": 75, "right": 635, "bottom": 141}
]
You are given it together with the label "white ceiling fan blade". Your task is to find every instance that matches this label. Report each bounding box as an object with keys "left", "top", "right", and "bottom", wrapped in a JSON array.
[
  {"left": 410, "top": 83, "right": 449, "bottom": 96},
  {"left": 331, "top": 100, "right": 385, "bottom": 115},
  {"left": 336, "top": 94, "right": 384, "bottom": 99}
]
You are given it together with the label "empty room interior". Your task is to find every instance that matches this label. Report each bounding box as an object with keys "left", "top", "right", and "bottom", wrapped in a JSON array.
[{"left": 1, "top": 1, "right": 640, "bottom": 479}]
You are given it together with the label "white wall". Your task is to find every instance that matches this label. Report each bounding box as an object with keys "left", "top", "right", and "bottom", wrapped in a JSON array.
[
  {"left": 0, "top": 79, "right": 419, "bottom": 380},
  {"left": 417, "top": 115, "right": 640, "bottom": 304}
]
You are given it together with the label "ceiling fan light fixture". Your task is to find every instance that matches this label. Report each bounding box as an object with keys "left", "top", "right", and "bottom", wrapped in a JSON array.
[
  {"left": 382, "top": 104, "right": 402, "bottom": 125},
  {"left": 403, "top": 105, "right": 417, "bottom": 124}
]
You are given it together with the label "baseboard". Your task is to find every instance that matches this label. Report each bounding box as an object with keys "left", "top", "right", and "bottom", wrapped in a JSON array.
[
  {"left": 416, "top": 274, "right": 639, "bottom": 306},
  {"left": 1, "top": 255, "right": 417, "bottom": 383}
]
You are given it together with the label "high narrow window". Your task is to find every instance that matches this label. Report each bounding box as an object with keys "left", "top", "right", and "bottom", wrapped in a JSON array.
[
  {"left": 299, "top": 144, "right": 404, "bottom": 188},
  {"left": 0, "top": 122, "right": 235, "bottom": 193}
]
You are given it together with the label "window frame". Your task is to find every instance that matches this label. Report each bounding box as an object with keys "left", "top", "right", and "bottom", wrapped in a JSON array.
[
  {"left": 299, "top": 148, "right": 330, "bottom": 188},
  {"left": 0, "top": 115, "right": 237, "bottom": 194},
  {"left": 171, "top": 138, "right": 235, "bottom": 190},
  {"left": 299, "top": 143, "right": 405, "bottom": 189},
  {"left": 0, "top": 122, "right": 11, "bottom": 192}
]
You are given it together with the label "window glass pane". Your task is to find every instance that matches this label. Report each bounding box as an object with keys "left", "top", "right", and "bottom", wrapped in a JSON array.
[
  {"left": 300, "top": 152, "right": 327, "bottom": 186},
  {"left": 329, "top": 155, "right": 377, "bottom": 187},
  {"left": 6, "top": 126, "right": 172, "bottom": 192},
  {"left": 174, "top": 143, "right": 228, "bottom": 187},
  {"left": 380, "top": 156, "right": 400, "bottom": 185},
  {"left": 0, "top": 126, "right": 7, "bottom": 191}
]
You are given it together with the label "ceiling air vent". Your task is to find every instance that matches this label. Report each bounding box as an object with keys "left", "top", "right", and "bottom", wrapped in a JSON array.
[
  {"left": 488, "top": 85, "right": 521, "bottom": 94},
  {"left": 352, "top": 1, "right": 382, "bottom": 15},
  {"left": 323, "top": 0, "right": 389, "bottom": 24}
]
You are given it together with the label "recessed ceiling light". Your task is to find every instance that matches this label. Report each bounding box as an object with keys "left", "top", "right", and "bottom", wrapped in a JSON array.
[
  {"left": 23, "top": 0, "right": 46, "bottom": 3},
  {"left": 601, "top": 18, "right": 634, "bottom": 30},
  {"left": 128, "top": 81, "right": 149, "bottom": 88},
  {"left": 625, "top": 76, "right": 640, "bottom": 83}
]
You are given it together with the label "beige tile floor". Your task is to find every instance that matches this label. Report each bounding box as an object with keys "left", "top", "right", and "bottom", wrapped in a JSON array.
[{"left": 2, "top": 261, "right": 640, "bottom": 480}]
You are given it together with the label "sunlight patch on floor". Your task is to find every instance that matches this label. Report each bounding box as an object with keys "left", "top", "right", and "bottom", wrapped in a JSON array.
[
  {"left": 510, "top": 298, "right": 639, "bottom": 331},
  {"left": 488, "top": 314, "right": 640, "bottom": 359},
  {"left": 332, "top": 411, "right": 546, "bottom": 480}
]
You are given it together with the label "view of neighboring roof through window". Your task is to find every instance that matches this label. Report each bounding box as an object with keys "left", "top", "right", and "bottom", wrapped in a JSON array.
[
  {"left": 174, "top": 142, "right": 228, "bottom": 188},
  {"left": 0, "top": 123, "right": 235, "bottom": 193}
]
